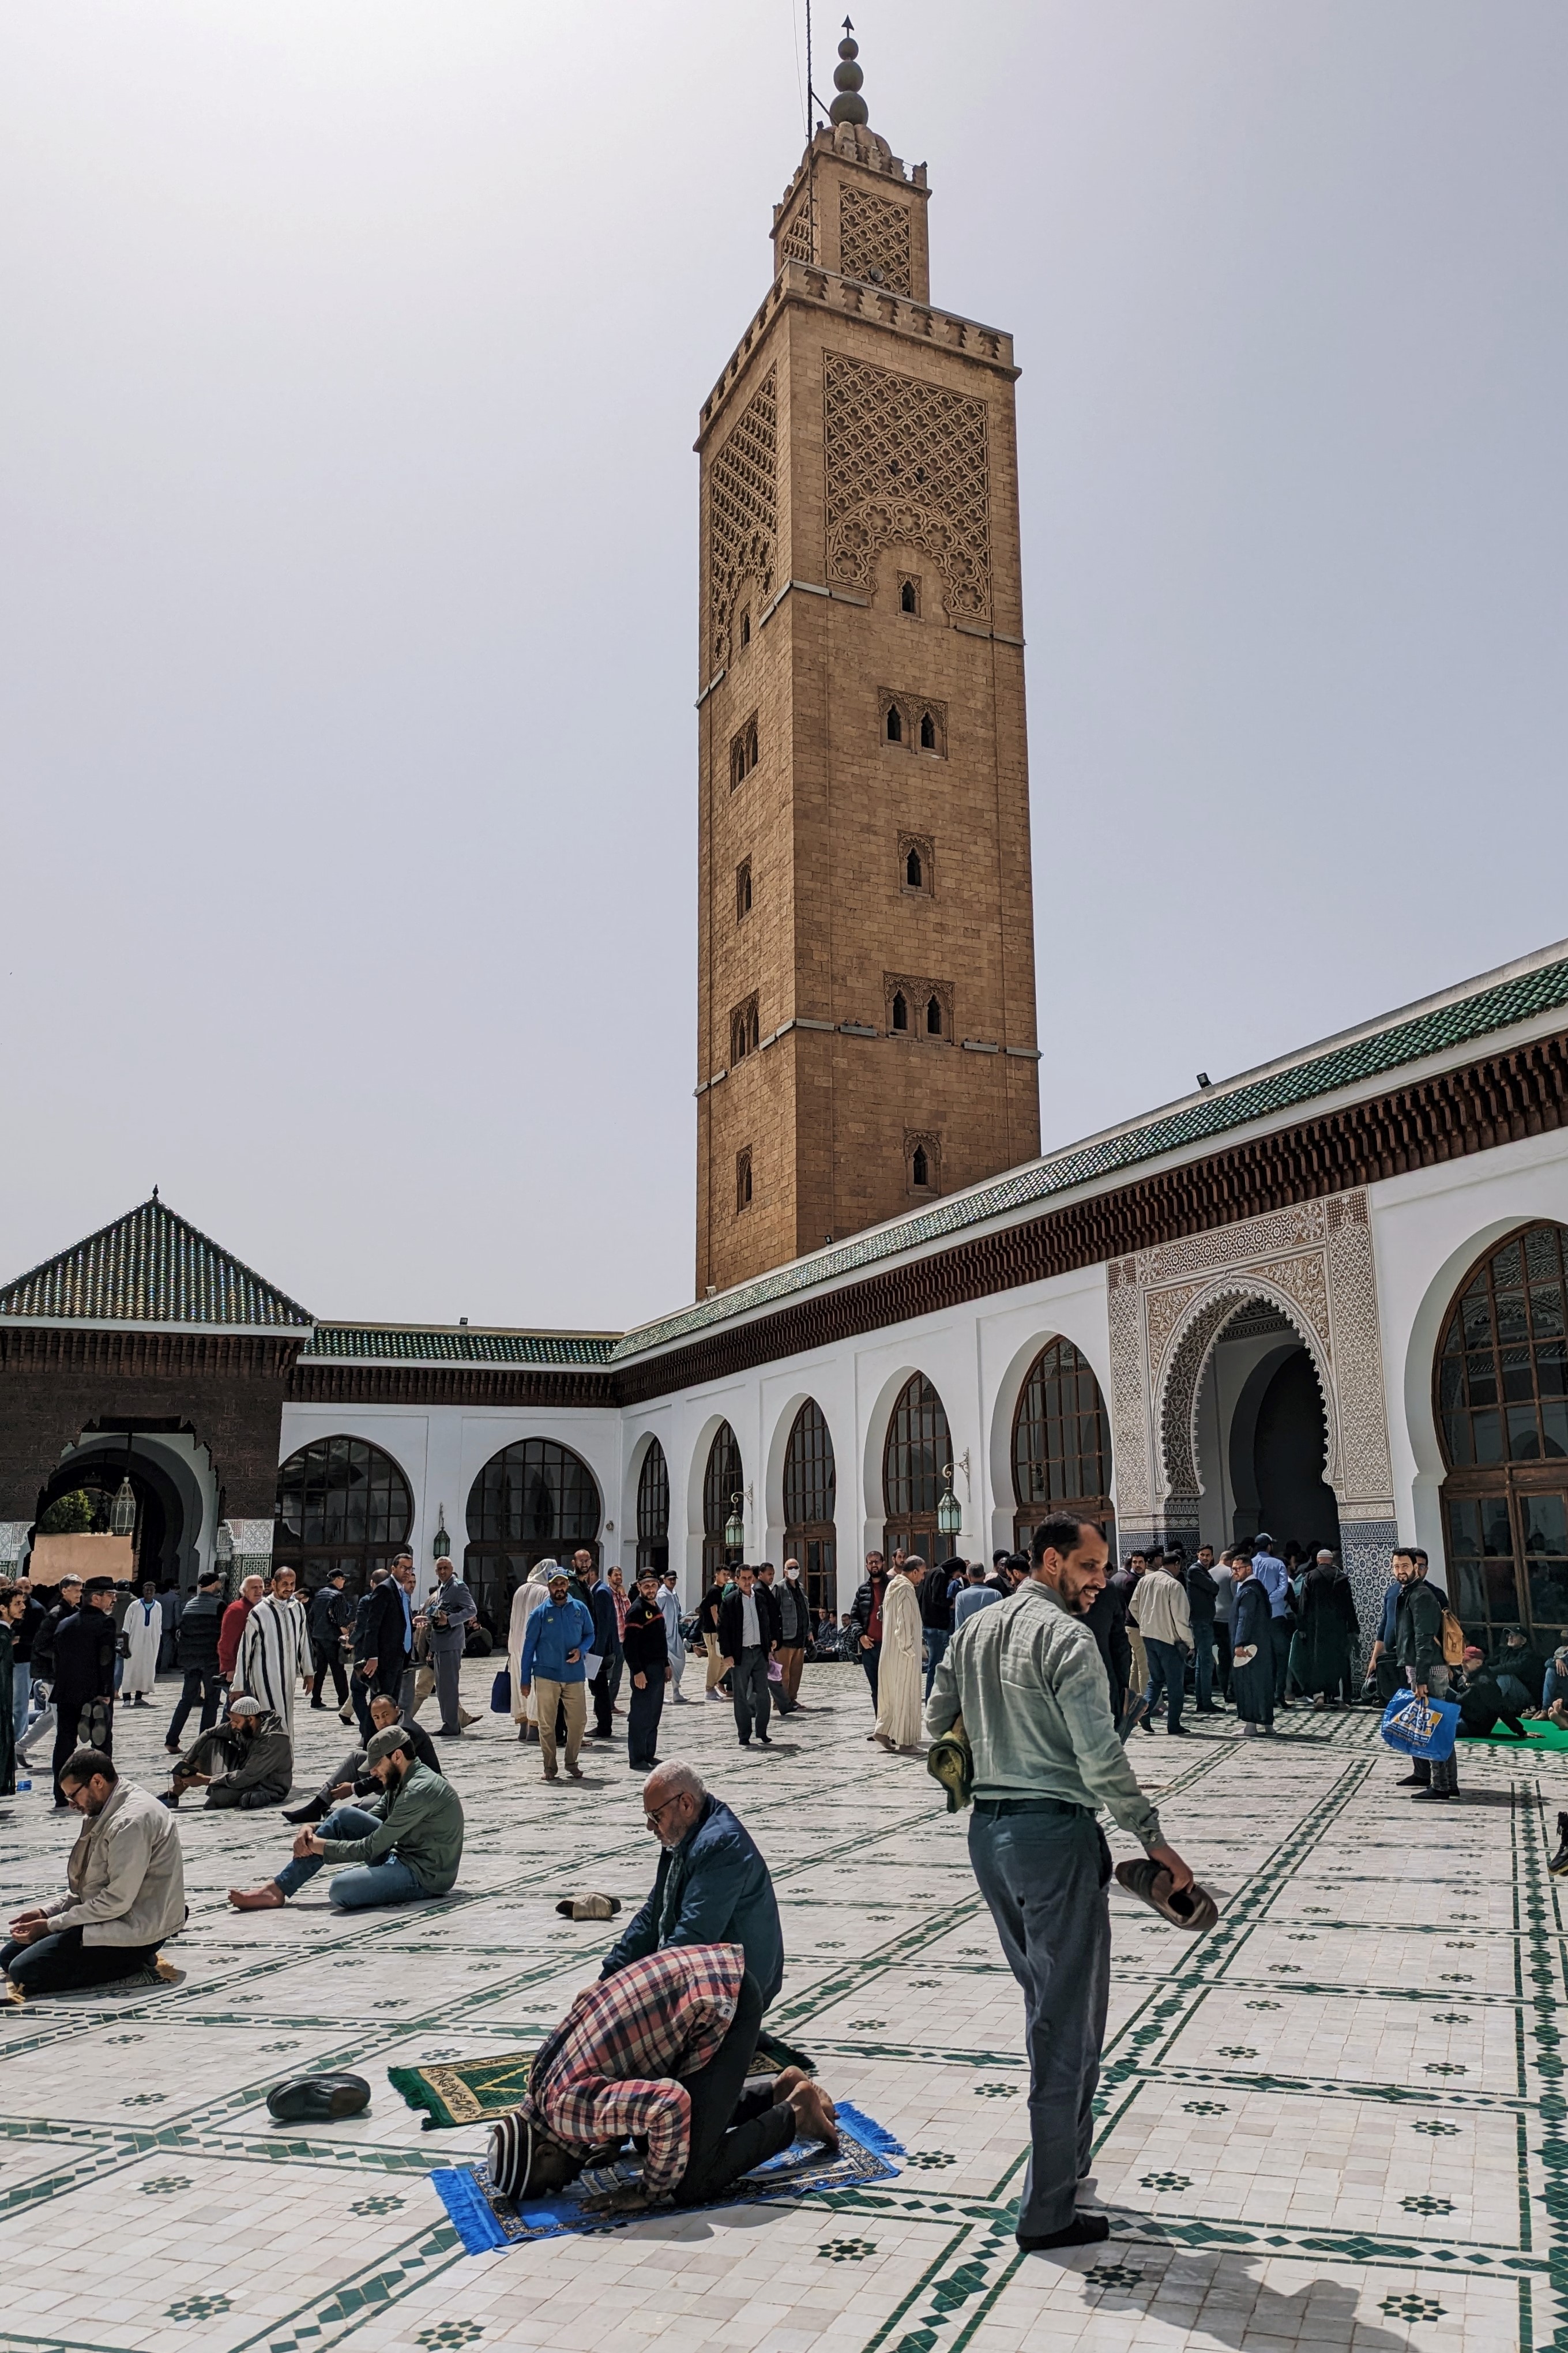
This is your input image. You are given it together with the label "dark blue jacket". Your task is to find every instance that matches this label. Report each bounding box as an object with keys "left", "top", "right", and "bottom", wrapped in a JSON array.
[
  {"left": 600, "top": 1793, "right": 783, "bottom": 2008},
  {"left": 590, "top": 1582, "right": 623, "bottom": 1661}
]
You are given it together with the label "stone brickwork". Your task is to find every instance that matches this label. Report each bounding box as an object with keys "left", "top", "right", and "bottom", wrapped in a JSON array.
[{"left": 697, "top": 123, "right": 1040, "bottom": 1295}]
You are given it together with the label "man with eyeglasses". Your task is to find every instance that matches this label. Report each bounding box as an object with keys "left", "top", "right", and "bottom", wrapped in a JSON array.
[
  {"left": 2, "top": 1747, "right": 185, "bottom": 1999},
  {"left": 596, "top": 1760, "right": 783, "bottom": 2008}
]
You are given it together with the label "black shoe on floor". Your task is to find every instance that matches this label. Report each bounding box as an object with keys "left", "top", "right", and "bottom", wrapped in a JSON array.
[
  {"left": 1167, "top": 1725, "right": 1189, "bottom": 1736},
  {"left": 738, "top": 1738, "right": 751, "bottom": 1747},
  {"left": 758, "top": 1735, "right": 773, "bottom": 1746},
  {"left": 1412, "top": 1788, "right": 1454, "bottom": 1801},
  {"left": 1394, "top": 1773, "right": 1427, "bottom": 1787},
  {"left": 1017, "top": 2214, "right": 1110, "bottom": 2254},
  {"left": 266, "top": 2072, "right": 373, "bottom": 2124},
  {"left": 310, "top": 1700, "right": 327, "bottom": 1711},
  {"left": 281, "top": 1794, "right": 330, "bottom": 1825}
]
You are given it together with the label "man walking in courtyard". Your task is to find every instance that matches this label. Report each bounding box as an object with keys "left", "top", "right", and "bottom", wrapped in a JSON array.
[
  {"left": 237, "top": 1565, "right": 311, "bottom": 1735},
  {"left": 517, "top": 1568, "right": 594, "bottom": 1781},
  {"left": 927, "top": 1508, "right": 1194, "bottom": 2257}
]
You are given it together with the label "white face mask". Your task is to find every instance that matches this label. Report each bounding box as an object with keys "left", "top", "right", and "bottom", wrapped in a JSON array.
[{"left": 785, "top": 1567, "right": 800, "bottom": 1580}]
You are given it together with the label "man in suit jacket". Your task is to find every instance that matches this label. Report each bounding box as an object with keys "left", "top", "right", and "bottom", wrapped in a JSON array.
[
  {"left": 355, "top": 1555, "right": 413, "bottom": 1737},
  {"left": 420, "top": 1557, "right": 477, "bottom": 1737}
]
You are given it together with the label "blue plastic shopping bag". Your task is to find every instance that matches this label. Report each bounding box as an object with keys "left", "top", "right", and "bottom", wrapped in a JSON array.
[{"left": 1380, "top": 1690, "right": 1460, "bottom": 1762}]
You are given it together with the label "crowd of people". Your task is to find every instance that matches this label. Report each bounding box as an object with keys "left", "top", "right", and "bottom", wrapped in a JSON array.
[{"left": 0, "top": 1523, "right": 1558, "bottom": 2254}]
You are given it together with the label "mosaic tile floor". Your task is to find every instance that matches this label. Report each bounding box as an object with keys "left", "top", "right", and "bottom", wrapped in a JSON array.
[{"left": 1, "top": 1667, "right": 1563, "bottom": 2353}]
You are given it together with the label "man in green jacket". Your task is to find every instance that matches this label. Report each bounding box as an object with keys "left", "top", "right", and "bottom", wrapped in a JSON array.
[
  {"left": 926, "top": 1509, "right": 1193, "bottom": 2260},
  {"left": 227, "top": 1727, "right": 463, "bottom": 1912}
]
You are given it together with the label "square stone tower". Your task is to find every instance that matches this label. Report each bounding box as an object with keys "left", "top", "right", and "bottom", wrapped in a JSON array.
[{"left": 694, "top": 35, "right": 1040, "bottom": 1296}]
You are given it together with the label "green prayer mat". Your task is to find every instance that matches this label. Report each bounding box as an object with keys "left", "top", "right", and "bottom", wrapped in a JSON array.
[
  {"left": 1460, "top": 1717, "right": 1568, "bottom": 1751},
  {"left": 389, "top": 2028, "right": 816, "bottom": 2131}
]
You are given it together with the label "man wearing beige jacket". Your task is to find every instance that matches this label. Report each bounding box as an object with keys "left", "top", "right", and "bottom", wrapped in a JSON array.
[
  {"left": 2, "top": 1748, "right": 185, "bottom": 1997},
  {"left": 1128, "top": 1554, "right": 1194, "bottom": 1737}
]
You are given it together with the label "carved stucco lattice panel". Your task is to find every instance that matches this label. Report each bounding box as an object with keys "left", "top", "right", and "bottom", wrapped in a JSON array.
[
  {"left": 778, "top": 203, "right": 815, "bottom": 267},
  {"left": 1251, "top": 1253, "right": 1333, "bottom": 1356},
  {"left": 838, "top": 183, "right": 912, "bottom": 294},
  {"left": 1324, "top": 1196, "right": 1395, "bottom": 1504},
  {"left": 1140, "top": 1202, "right": 1326, "bottom": 1287},
  {"left": 823, "top": 353, "right": 990, "bottom": 621},
  {"left": 708, "top": 367, "right": 777, "bottom": 668},
  {"left": 1144, "top": 1281, "right": 1205, "bottom": 1381},
  {"left": 1106, "top": 1258, "right": 1151, "bottom": 1524}
]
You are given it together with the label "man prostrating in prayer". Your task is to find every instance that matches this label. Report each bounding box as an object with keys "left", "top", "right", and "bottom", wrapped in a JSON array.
[{"left": 488, "top": 1943, "right": 837, "bottom": 2213}]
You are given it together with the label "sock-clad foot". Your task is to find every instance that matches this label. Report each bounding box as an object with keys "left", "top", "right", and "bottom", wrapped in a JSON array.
[
  {"left": 228, "top": 1882, "right": 287, "bottom": 1910},
  {"left": 281, "top": 1795, "right": 330, "bottom": 1825}
]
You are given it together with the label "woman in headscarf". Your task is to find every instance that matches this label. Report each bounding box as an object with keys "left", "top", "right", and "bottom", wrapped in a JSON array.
[
  {"left": 1229, "top": 1552, "right": 1275, "bottom": 1738},
  {"left": 1297, "top": 1550, "right": 1360, "bottom": 1709},
  {"left": 508, "top": 1563, "right": 555, "bottom": 1744}
]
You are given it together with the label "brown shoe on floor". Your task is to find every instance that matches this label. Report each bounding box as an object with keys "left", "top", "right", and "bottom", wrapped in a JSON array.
[{"left": 228, "top": 1883, "right": 287, "bottom": 1911}]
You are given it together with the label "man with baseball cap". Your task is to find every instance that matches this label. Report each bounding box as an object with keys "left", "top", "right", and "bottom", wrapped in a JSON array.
[
  {"left": 517, "top": 1568, "right": 595, "bottom": 1783},
  {"left": 227, "top": 1722, "right": 464, "bottom": 1912}
]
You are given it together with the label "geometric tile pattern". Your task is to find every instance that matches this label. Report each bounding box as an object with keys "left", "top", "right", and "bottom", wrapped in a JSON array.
[{"left": 1, "top": 1674, "right": 1562, "bottom": 2352}]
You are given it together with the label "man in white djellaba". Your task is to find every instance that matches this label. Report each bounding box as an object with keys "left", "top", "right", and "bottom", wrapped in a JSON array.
[
  {"left": 120, "top": 1581, "right": 163, "bottom": 1708},
  {"left": 508, "top": 1563, "right": 554, "bottom": 1745},
  {"left": 238, "top": 1566, "right": 312, "bottom": 1737},
  {"left": 873, "top": 1557, "right": 927, "bottom": 1751}
]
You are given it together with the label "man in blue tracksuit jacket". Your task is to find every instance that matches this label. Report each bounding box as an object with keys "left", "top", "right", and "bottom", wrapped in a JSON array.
[
  {"left": 517, "top": 1571, "right": 595, "bottom": 1782},
  {"left": 600, "top": 1767, "right": 784, "bottom": 2008}
]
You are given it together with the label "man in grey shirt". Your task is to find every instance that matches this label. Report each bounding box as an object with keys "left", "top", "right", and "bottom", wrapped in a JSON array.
[
  {"left": 926, "top": 1509, "right": 1193, "bottom": 2257},
  {"left": 952, "top": 1563, "right": 1001, "bottom": 1626},
  {"left": 419, "top": 1557, "right": 477, "bottom": 1738}
]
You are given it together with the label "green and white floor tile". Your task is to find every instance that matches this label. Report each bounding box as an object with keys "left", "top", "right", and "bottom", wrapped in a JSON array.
[{"left": 0, "top": 1668, "right": 1563, "bottom": 2352}]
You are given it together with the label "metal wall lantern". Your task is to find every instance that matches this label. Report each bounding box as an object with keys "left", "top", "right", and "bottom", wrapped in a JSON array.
[
  {"left": 109, "top": 1475, "right": 137, "bottom": 1539},
  {"left": 937, "top": 1467, "right": 962, "bottom": 1540},
  {"left": 724, "top": 1491, "right": 746, "bottom": 1552},
  {"left": 433, "top": 1506, "right": 450, "bottom": 1562}
]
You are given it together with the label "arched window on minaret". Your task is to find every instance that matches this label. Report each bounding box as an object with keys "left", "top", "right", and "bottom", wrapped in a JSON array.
[
  {"left": 926, "top": 995, "right": 942, "bottom": 1037},
  {"left": 886, "top": 703, "right": 903, "bottom": 744},
  {"left": 900, "top": 579, "right": 918, "bottom": 614},
  {"left": 892, "top": 992, "right": 908, "bottom": 1032},
  {"left": 911, "top": 1145, "right": 929, "bottom": 1187},
  {"left": 905, "top": 846, "right": 923, "bottom": 889},
  {"left": 919, "top": 710, "right": 937, "bottom": 750}
]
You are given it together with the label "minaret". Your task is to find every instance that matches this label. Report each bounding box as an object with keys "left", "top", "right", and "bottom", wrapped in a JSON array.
[{"left": 694, "top": 30, "right": 1040, "bottom": 1296}]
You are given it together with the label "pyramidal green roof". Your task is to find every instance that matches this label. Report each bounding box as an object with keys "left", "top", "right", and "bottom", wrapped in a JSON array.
[
  {"left": 612, "top": 937, "right": 1568, "bottom": 1364},
  {"left": 0, "top": 1197, "right": 314, "bottom": 1329}
]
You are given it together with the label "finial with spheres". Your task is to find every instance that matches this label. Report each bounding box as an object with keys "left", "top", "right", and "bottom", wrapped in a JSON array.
[{"left": 830, "top": 17, "right": 869, "bottom": 127}]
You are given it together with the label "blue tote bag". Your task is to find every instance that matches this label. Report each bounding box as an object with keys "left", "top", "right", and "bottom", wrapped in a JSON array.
[{"left": 1380, "top": 1690, "right": 1460, "bottom": 1763}]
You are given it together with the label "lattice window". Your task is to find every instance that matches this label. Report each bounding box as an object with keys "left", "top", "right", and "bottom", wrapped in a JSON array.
[
  {"left": 824, "top": 354, "right": 990, "bottom": 620},
  {"left": 708, "top": 367, "right": 777, "bottom": 668},
  {"left": 731, "top": 994, "right": 760, "bottom": 1065},
  {"left": 636, "top": 1441, "right": 670, "bottom": 1544},
  {"left": 838, "top": 184, "right": 912, "bottom": 294},
  {"left": 1013, "top": 1340, "right": 1112, "bottom": 1511},
  {"left": 883, "top": 1373, "right": 950, "bottom": 1516},
  {"left": 778, "top": 200, "right": 815, "bottom": 267},
  {"left": 885, "top": 972, "right": 952, "bottom": 1040}
]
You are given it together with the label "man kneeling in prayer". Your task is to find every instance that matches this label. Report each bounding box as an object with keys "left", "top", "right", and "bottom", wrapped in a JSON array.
[
  {"left": 3, "top": 1749, "right": 186, "bottom": 1999},
  {"left": 227, "top": 1724, "right": 462, "bottom": 1912},
  {"left": 163, "top": 1696, "right": 293, "bottom": 1810},
  {"left": 488, "top": 1942, "right": 837, "bottom": 2214}
]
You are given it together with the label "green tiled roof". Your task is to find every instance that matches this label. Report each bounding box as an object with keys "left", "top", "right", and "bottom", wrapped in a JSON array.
[
  {"left": 304, "top": 1326, "right": 618, "bottom": 1367},
  {"left": 0, "top": 1197, "right": 314, "bottom": 1328},
  {"left": 612, "top": 944, "right": 1568, "bottom": 1363}
]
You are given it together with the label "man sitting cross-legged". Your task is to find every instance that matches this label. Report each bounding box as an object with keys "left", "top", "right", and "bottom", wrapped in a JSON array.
[
  {"left": 2, "top": 1748, "right": 186, "bottom": 1999},
  {"left": 163, "top": 1696, "right": 294, "bottom": 1811},
  {"left": 488, "top": 1942, "right": 837, "bottom": 2215},
  {"left": 280, "top": 1692, "right": 440, "bottom": 1824},
  {"left": 227, "top": 1724, "right": 462, "bottom": 1913}
]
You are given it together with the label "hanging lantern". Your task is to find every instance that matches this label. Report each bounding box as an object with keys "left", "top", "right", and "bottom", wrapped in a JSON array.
[
  {"left": 433, "top": 1506, "right": 450, "bottom": 1562},
  {"left": 109, "top": 1476, "right": 137, "bottom": 1539},
  {"left": 937, "top": 1469, "right": 962, "bottom": 1540},
  {"left": 724, "top": 1493, "right": 746, "bottom": 1553}
]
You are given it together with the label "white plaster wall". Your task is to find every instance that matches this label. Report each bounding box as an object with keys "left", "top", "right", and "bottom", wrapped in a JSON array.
[{"left": 272, "top": 1121, "right": 1568, "bottom": 1621}]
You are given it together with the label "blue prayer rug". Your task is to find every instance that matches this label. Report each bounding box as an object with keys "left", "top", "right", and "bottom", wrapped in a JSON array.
[{"left": 430, "top": 2102, "right": 903, "bottom": 2251}]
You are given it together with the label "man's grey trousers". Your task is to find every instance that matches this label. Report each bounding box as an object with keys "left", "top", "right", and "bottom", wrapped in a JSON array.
[{"left": 968, "top": 1798, "right": 1111, "bottom": 2238}]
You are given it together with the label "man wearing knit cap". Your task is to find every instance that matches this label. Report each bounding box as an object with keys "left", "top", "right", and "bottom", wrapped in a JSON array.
[
  {"left": 227, "top": 1722, "right": 464, "bottom": 1913},
  {"left": 163, "top": 1696, "right": 294, "bottom": 1811}
]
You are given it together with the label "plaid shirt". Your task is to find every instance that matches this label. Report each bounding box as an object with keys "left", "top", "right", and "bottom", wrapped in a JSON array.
[{"left": 523, "top": 1942, "right": 745, "bottom": 2198}]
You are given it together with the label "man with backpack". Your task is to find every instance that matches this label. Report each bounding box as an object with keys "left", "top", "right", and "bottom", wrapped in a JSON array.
[{"left": 1391, "top": 1546, "right": 1463, "bottom": 1801}]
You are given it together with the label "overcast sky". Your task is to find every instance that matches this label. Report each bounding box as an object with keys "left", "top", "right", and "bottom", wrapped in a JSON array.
[{"left": 3, "top": 2, "right": 1565, "bottom": 1332}]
